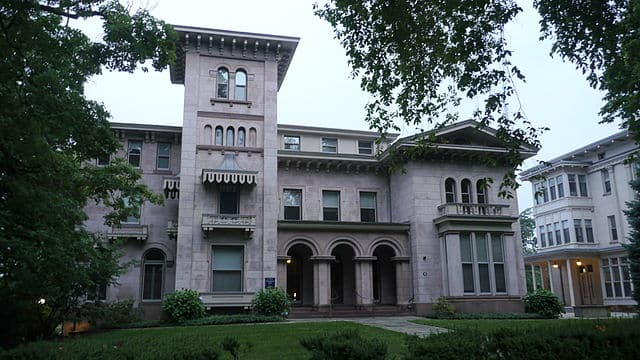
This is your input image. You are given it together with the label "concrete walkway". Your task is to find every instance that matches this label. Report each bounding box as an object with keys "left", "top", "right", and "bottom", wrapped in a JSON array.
[{"left": 288, "top": 316, "right": 447, "bottom": 338}]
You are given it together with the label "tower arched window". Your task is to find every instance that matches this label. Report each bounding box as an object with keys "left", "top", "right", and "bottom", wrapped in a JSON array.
[
  {"left": 249, "top": 128, "right": 257, "bottom": 147},
  {"left": 215, "top": 126, "right": 223, "bottom": 145},
  {"left": 445, "top": 178, "right": 457, "bottom": 203},
  {"left": 235, "top": 70, "right": 247, "bottom": 101},
  {"left": 476, "top": 180, "right": 487, "bottom": 204},
  {"left": 142, "top": 249, "right": 165, "bottom": 301},
  {"left": 204, "top": 125, "right": 212, "bottom": 145},
  {"left": 238, "top": 127, "right": 246, "bottom": 147},
  {"left": 226, "top": 127, "right": 235, "bottom": 146},
  {"left": 461, "top": 179, "right": 472, "bottom": 203},
  {"left": 217, "top": 67, "right": 229, "bottom": 98}
]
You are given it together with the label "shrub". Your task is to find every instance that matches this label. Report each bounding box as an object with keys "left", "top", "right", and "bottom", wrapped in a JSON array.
[
  {"left": 300, "top": 330, "right": 388, "bottom": 360},
  {"left": 424, "top": 312, "right": 544, "bottom": 320},
  {"left": 523, "top": 288, "right": 564, "bottom": 319},
  {"left": 221, "top": 337, "right": 252, "bottom": 360},
  {"left": 251, "top": 288, "right": 291, "bottom": 316},
  {"left": 430, "top": 297, "right": 455, "bottom": 318},
  {"left": 162, "top": 289, "right": 205, "bottom": 323}
]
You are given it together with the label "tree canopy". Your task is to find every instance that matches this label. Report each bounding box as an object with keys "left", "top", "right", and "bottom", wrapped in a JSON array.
[{"left": 0, "top": 0, "right": 175, "bottom": 345}]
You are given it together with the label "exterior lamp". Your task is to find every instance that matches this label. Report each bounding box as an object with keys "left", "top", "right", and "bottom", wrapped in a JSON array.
[
  {"left": 576, "top": 260, "right": 582, "bottom": 266},
  {"left": 552, "top": 263, "right": 559, "bottom": 269},
  {"left": 286, "top": 259, "right": 292, "bottom": 264},
  {"left": 37, "top": 298, "right": 46, "bottom": 305}
]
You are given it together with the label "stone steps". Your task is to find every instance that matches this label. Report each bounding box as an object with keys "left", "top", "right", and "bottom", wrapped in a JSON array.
[{"left": 288, "top": 305, "right": 413, "bottom": 319}]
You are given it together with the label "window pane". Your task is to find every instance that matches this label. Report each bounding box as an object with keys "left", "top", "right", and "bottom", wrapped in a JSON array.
[
  {"left": 491, "top": 235, "right": 503, "bottom": 262},
  {"left": 235, "top": 70, "right": 247, "bottom": 101},
  {"left": 238, "top": 129, "right": 246, "bottom": 146},
  {"left": 323, "top": 191, "right": 340, "bottom": 207},
  {"left": 284, "top": 136, "right": 300, "bottom": 150},
  {"left": 460, "top": 233, "right": 472, "bottom": 262},
  {"left": 476, "top": 234, "right": 488, "bottom": 262},
  {"left": 97, "top": 155, "right": 110, "bottom": 166},
  {"left": 562, "top": 220, "right": 570, "bottom": 243},
  {"left": 215, "top": 127, "right": 223, "bottom": 145},
  {"left": 212, "top": 246, "right": 243, "bottom": 270},
  {"left": 220, "top": 192, "right": 238, "bottom": 214},
  {"left": 568, "top": 174, "right": 577, "bottom": 196},
  {"left": 226, "top": 128, "right": 234, "bottom": 146},
  {"left": 360, "top": 192, "right": 376, "bottom": 208},
  {"left": 360, "top": 209, "right": 376, "bottom": 222},
  {"left": 143, "top": 264, "right": 163, "bottom": 300},
  {"left": 463, "top": 264, "right": 474, "bottom": 293},
  {"left": 212, "top": 271, "right": 242, "bottom": 292},
  {"left": 322, "top": 138, "right": 337, "bottom": 152},
  {"left": 578, "top": 175, "right": 588, "bottom": 196},
  {"left": 358, "top": 140, "right": 373, "bottom": 154},
  {"left": 217, "top": 68, "right": 228, "bottom": 98},
  {"left": 283, "top": 189, "right": 301, "bottom": 206},
  {"left": 479, "top": 264, "right": 490, "bottom": 292},
  {"left": 494, "top": 264, "right": 506, "bottom": 292},
  {"left": 323, "top": 208, "right": 339, "bottom": 221},
  {"left": 128, "top": 141, "right": 142, "bottom": 167},
  {"left": 556, "top": 175, "right": 565, "bottom": 197},
  {"left": 445, "top": 178, "right": 456, "bottom": 203},
  {"left": 284, "top": 207, "right": 301, "bottom": 220}
]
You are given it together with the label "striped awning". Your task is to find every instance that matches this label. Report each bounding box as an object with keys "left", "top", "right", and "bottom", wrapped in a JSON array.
[
  {"left": 202, "top": 153, "right": 257, "bottom": 185},
  {"left": 163, "top": 177, "right": 180, "bottom": 199}
]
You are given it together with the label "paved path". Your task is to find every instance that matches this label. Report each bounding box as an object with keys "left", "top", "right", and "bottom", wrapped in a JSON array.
[{"left": 288, "top": 316, "right": 447, "bottom": 338}]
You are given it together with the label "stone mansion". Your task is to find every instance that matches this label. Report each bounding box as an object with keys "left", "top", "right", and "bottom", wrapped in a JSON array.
[{"left": 86, "top": 25, "right": 538, "bottom": 317}]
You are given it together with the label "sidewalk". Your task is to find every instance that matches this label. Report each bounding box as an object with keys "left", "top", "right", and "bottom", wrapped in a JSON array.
[{"left": 287, "top": 316, "right": 447, "bottom": 338}]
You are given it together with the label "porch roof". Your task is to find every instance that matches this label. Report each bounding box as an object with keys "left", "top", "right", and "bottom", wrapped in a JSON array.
[{"left": 524, "top": 245, "right": 627, "bottom": 262}]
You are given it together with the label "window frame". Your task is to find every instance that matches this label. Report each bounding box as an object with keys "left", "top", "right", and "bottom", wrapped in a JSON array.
[
  {"left": 574, "top": 219, "right": 584, "bottom": 242},
  {"left": 460, "top": 232, "right": 507, "bottom": 295},
  {"left": 578, "top": 174, "right": 588, "bottom": 197},
  {"left": 122, "top": 196, "right": 141, "bottom": 224},
  {"left": 215, "top": 126, "right": 223, "bottom": 145},
  {"left": 554, "top": 222, "right": 562, "bottom": 244},
  {"left": 359, "top": 191, "right": 377, "bottom": 223},
  {"left": 358, "top": 140, "right": 373, "bottom": 155},
  {"left": 546, "top": 224, "right": 554, "bottom": 246},
  {"left": 283, "top": 135, "right": 301, "bottom": 151},
  {"left": 539, "top": 225, "right": 547, "bottom": 247},
  {"left": 234, "top": 69, "right": 247, "bottom": 101},
  {"left": 601, "top": 169, "right": 611, "bottom": 195},
  {"left": 445, "top": 178, "right": 457, "bottom": 204},
  {"left": 322, "top": 190, "right": 340, "bottom": 221},
  {"left": 608, "top": 215, "right": 618, "bottom": 242},
  {"left": 556, "top": 175, "right": 565, "bottom": 198},
  {"left": 321, "top": 137, "right": 338, "bottom": 153},
  {"left": 226, "top": 127, "right": 235, "bottom": 146},
  {"left": 127, "top": 140, "right": 142, "bottom": 168},
  {"left": 568, "top": 174, "right": 578, "bottom": 196},
  {"left": 97, "top": 155, "right": 110, "bottom": 167},
  {"left": 141, "top": 249, "right": 165, "bottom": 301},
  {"left": 211, "top": 245, "right": 244, "bottom": 293},
  {"left": 237, "top": 127, "right": 246, "bottom": 147},
  {"left": 562, "top": 220, "right": 571, "bottom": 243},
  {"left": 219, "top": 191, "right": 239, "bottom": 215},
  {"left": 584, "top": 219, "right": 595, "bottom": 243},
  {"left": 602, "top": 257, "right": 633, "bottom": 298},
  {"left": 216, "top": 67, "right": 229, "bottom": 99},
  {"left": 283, "top": 188, "right": 302, "bottom": 221},
  {"left": 156, "top": 142, "right": 171, "bottom": 170}
]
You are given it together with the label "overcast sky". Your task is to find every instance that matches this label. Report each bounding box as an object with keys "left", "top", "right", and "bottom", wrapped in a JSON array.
[{"left": 84, "top": 0, "right": 623, "bottom": 212}]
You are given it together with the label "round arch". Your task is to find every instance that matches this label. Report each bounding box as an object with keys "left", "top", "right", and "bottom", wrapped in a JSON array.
[
  {"left": 282, "top": 236, "right": 320, "bottom": 256},
  {"left": 326, "top": 236, "right": 363, "bottom": 257},
  {"left": 367, "top": 237, "right": 405, "bottom": 257},
  {"left": 142, "top": 242, "right": 174, "bottom": 263}
]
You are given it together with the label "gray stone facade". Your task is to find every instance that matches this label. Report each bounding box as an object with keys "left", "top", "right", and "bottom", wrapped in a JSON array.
[{"left": 85, "top": 26, "right": 535, "bottom": 316}]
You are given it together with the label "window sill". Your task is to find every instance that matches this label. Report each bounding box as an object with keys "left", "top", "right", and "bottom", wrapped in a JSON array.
[
  {"left": 140, "top": 299, "right": 162, "bottom": 303},
  {"left": 210, "top": 98, "right": 252, "bottom": 108}
]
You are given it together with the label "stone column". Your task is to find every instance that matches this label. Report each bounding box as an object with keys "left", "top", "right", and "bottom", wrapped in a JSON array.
[
  {"left": 276, "top": 255, "right": 291, "bottom": 292},
  {"left": 392, "top": 256, "right": 411, "bottom": 306},
  {"left": 444, "top": 232, "right": 462, "bottom": 296},
  {"left": 311, "top": 255, "right": 333, "bottom": 309},
  {"left": 502, "top": 232, "right": 520, "bottom": 296},
  {"left": 354, "top": 256, "right": 376, "bottom": 308},
  {"left": 565, "top": 258, "right": 576, "bottom": 306}
]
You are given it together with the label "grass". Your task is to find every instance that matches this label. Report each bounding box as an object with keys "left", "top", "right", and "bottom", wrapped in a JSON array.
[
  {"left": 414, "top": 318, "right": 638, "bottom": 333},
  {"left": 4, "top": 321, "right": 408, "bottom": 360}
]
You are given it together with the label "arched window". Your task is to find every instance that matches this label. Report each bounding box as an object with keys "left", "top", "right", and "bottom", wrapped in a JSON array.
[
  {"left": 445, "top": 178, "right": 457, "bottom": 203},
  {"left": 235, "top": 69, "right": 247, "bottom": 101},
  {"left": 217, "top": 67, "right": 229, "bottom": 98},
  {"left": 249, "top": 127, "right": 257, "bottom": 147},
  {"left": 203, "top": 125, "right": 212, "bottom": 145},
  {"left": 226, "top": 127, "right": 235, "bottom": 146},
  {"left": 476, "top": 180, "right": 487, "bottom": 204},
  {"left": 142, "top": 249, "right": 165, "bottom": 301},
  {"left": 215, "top": 126, "right": 223, "bottom": 145},
  {"left": 238, "top": 127, "right": 246, "bottom": 147},
  {"left": 461, "top": 179, "right": 472, "bottom": 203}
]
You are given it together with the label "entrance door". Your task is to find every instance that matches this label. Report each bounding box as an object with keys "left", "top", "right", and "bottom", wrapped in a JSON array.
[
  {"left": 578, "top": 264, "right": 596, "bottom": 305},
  {"left": 286, "top": 244, "right": 314, "bottom": 306}
]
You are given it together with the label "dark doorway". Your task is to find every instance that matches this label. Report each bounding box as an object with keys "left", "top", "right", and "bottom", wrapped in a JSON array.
[
  {"left": 373, "top": 245, "right": 397, "bottom": 305},
  {"left": 286, "top": 244, "right": 314, "bottom": 305},
  {"left": 331, "top": 244, "right": 356, "bottom": 305}
]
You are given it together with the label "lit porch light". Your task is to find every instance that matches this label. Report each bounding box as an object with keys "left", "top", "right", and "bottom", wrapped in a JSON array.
[{"left": 576, "top": 260, "right": 582, "bottom": 266}]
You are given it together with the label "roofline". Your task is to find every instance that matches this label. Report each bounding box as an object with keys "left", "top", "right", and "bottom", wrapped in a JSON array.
[
  {"left": 109, "top": 122, "right": 182, "bottom": 133},
  {"left": 277, "top": 123, "right": 399, "bottom": 139},
  {"left": 172, "top": 25, "right": 300, "bottom": 43}
]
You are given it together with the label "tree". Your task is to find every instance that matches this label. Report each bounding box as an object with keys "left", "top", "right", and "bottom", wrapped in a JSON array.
[
  {"left": 519, "top": 208, "right": 537, "bottom": 254},
  {"left": 316, "top": 0, "right": 640, "bottom": 305},
  {"left": 0, "top": 0, "right": 175, "bottom": 346}
]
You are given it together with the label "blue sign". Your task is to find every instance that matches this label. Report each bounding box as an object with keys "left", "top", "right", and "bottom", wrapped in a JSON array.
[{"left": 265, "top": 277, "right": 276, "bottom": 288}]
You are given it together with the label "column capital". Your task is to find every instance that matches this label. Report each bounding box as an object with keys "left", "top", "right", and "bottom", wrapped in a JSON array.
[
  {"left": 310, "top": 255, "right": 335, "bottom": 262},
  {"left": 354, "top": 256, "right": 377, "bottom": 262}
]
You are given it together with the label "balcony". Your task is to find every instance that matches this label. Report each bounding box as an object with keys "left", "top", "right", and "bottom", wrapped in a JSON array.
[
  {"left": 107, "top": 224, "right": 148, "bottom": 241},
  {"left": 434, "top": 203, "right": 517, "bottom": 233},
  {"left": 437, "top": 203, "right": 509, "bottom": 217},
  {"left": 202, "top": 214, "right": 256, "bottom": 238},
  {"left": 167, "top": 220, "right": 178, "bottom": 240}
]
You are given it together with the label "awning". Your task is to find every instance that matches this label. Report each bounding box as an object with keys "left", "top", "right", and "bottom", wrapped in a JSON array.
[
  {"left": 163, "top": 177, "right": 180, "bottom": 199},
  {"left": 202, "top": 153, "right": 258, "bottom": 185}
]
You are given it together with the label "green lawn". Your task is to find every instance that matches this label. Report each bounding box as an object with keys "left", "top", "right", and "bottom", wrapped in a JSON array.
[
  {"left": 3, "top": 321, "right": 408, "bottom": 360},
  {"left": 414, "top": 318, "right": 637, "bottom": 333}
]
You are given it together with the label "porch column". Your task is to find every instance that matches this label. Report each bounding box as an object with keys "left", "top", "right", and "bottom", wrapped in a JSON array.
[
  {"left": 354, "top": 256, "right": 376, "bottom": 308},
  {"left": 392, "top": 256, "right": 411, "bottom": 306},
  {"left": 444, "top": 232, "right": 462, "bottom": 296},
  {"left": 311, "top": 256, "right": 333, "bottom": 307},
  {"left": 565, "top": 258, "right": 576, "bottom": 306},
  {"left": 276, "top": 255, "right": 290, "bottom": 292},
  {"left": 531, "top": 264, "right": 537, "bottom": 290},
  {"left": 546, "top": 261, "right": 554, "bottom": 292}
]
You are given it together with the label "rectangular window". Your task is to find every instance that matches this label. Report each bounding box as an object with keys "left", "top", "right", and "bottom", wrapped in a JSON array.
[
  {"left": 533, "top": 182, "right": 541, "bottom": 205},
  {"left": 88, "top": 283, "right": 107, "bottom": 301},
  {"left": 574, "top": 219, "right": 584, "bottom": 242},
  {"left": 562, "top": 220, "right": 571, "bottom": 243},
  {"left": 219, "top": 192, "right": 239, "bottom": 215},
  {"left": 359, "top": 192, "right": 376, "bottom": 222},
  {"left": 568, "top": 174, "right": 578, "bottom": 196},
  {"left": 549, "top": 178, "right": 557, "bottom": 200},
  {"left": 97, "top": 155, "right": 110, "bottom": 166},
  {"left": 602, "top": 257, "right": 633, "bottom": 298},
  {"left": 554, "top": 222, "right": 562, "bottom": 244},
  {"left": 546, "top": 224, "right": 554, "bottom": 246},
  {"left": 584, "top": 219, "right": 594, "bottom": 243},
  {"left": 142, "top": 262, "right": 163, "bottom": 300},
  {"left": 123, "top": 196, "right": 140, "bottom": 224},
  {"left": 321, "top": 138, "right": 337, "bottom": 153},
  {"left": 460, "top": 232, "right": 506, "bottom": 294},
  {"left": 322, "top": 190, "right": 340, "bottom": 221},
  {"left": 156, "top": 142, "right": 171, "bottom": 170},
  {"left": 556, "top": 175, "right": 565, "bottom": 198},
  {"left": 128, "top": 140, "right": 142, "bottom": 168},
  {"left": 212, "top": 246, "right": 243, "bottom": 292},
  {"left": 601, "top": 169, "right": 611, "bottom": 194},
  {"left": 541, "top": 183, "right": 548, "bottom": 203},
  {"left": 358, "top": 140, "right": 373, "bottom": 155},
  {"left": 608, "top": 215, "right": 618, "bottom": 241},
  {"left": 539, "top": 226, "right": 546, "bottom": 247},
  {"left": 578, "top": 174, "right": 588, "bottom": 196},
  {"left": 283, "top": 135, "right": 300, "bottom": 151},
  {"left": 283, "top": 189, "right": 302, "bottom": 220}
]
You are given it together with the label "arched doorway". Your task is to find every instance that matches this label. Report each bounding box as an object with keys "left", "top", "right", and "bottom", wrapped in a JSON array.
[
  {"left": 286, "top": 244, "right": 314, "bottom": 305},
  {"left": 331, "top": 244, "right": 356, "bottom": 305},
  {"left": 373, "top": 245, "right": 397, "bottom": 305}
]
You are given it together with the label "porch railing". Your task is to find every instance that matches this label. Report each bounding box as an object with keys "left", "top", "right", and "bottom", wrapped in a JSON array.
[{"left": 437, "top": 203, "right": 510, "bottom": 216}]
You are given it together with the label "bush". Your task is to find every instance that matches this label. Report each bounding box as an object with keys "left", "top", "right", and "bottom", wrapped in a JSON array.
[
  {"left": 523, "top": 288, "right": 564, "bottom": 319},
  {"left": 251, "top": 288, "right": 291, "bottom": 317},
  {"left": 103, "top": 314, "right": 283, "bottom": 329},
  {"left": 425, "top": 312, "right": 544, "bottom": 320},
  {"left": 300, "top": 330, "right": 388, "bottom": 360},
  {"left": 162, "top": 289, "right": 205, "bottom": 323},
  {"left": 430, "top": 297, "right": 455, "bottom": 318}
]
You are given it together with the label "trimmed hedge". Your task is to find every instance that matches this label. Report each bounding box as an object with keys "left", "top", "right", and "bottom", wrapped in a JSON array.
[
  {"left": 425, "top": 312, "right": 544, "bottom": 320},
  {"left": 103, "top": 314, "right": 283, "bottom": 329},
  {"left": 524, "top": 289, "right": 565, "bottom": 319},
  {"left": 406, "top": 319, "right": 640, "bottom": 360},
  {"left": 300, "top": 330, "right": 388, "bottom": 360}
]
